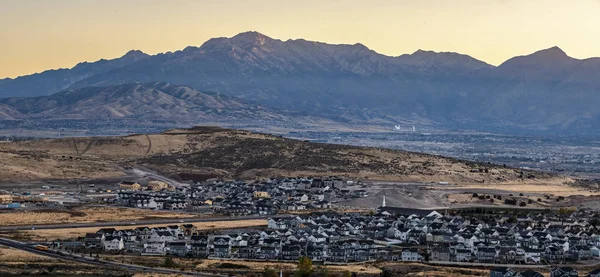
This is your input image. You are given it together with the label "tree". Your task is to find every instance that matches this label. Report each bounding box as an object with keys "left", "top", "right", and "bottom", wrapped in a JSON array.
[
  {"left": 264, "top": 267, "right": 278, "bottom": 277},
  {"left": 343, "top": 270, "right": 352, "bottom": 277},
  {"left": 164, "top": 256, "right": 177, "bottom": 268},
  {"left": 314, "top": 266, "right": 330, "bottom": 277},
  {"left": 295, "top": 256, "right": 313, "bottom": 277},
  {"left": 380, "top": 268, "right": 393, "bottom": 277},
  {"left": 558, "top": 207, "right": 577, "bottom": 226},
  {"left": 590, "top": 218, "right": 600, "bottom": 229}
]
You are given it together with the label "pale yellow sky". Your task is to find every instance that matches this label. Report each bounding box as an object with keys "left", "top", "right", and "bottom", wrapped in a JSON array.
[{"left": 1, "top": 0, "right": 599, "bottom": 78}]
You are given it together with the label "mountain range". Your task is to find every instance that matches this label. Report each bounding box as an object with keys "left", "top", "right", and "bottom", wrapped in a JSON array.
[
  {"left": 1, "top": 31, "right": 600, "bottom": 133},
  {"left": 0, "top": 82, "right": 283, "bottom": 121}
]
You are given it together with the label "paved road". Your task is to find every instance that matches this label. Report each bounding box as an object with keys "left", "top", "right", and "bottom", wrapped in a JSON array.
[
  {"left": 0, "top": 237, "right": 224, "bottom": 276},
  {"left": 0, "top": 215, "right": 273, "bottom": 231},
  {"left": 428, "top": 260, "right": 550, "bottom": 269},
  {"left": 130, "top": 167, "right": 189, "bottom": 188}
]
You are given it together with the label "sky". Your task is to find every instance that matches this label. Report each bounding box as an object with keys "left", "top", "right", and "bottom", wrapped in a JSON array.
[{"left": 1, "top": 0, "right": 599, "bottom": 78}]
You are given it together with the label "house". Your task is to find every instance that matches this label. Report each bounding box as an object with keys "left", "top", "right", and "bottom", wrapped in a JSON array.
[
  {"left": 190, "top": 243, "right": 209, "bottom": 258},
  {"left": 168, "top": 242, "right": 189, "bottom": 257},
  {"left": 258, "top": 246, "right": 278, "bottom": 260},
  {"left": 268, "top": 217, "right": 296, "bottom": 230},
  {"left": 550, "top": 267, "right": 578, "bottom": 277},
  {"left": 282, "top": 245, "right": 301, "bottom": 260},
  {"left": 134, "top": 226, "right": 152, "bottom": 241},
  {"left": 103, "top": 236, "right": 124, "bottom": 251},
  {"left": 84, "top": 233, "right": 105, "bottom": 248},
  {"left": 143, "top": 242, "right": 166, "bottom": 256},
  {"left": 307, "top": 245, "right": 325, "bottom": 262},
  {"left": 254, "top": 191, "right": 270, "bottom": 198},
  {"left": 149, "top": 231, "right": 176, "bottom": 243},
  {"left": 490, "top": 267, "right": 517, "bottom": 277},
  {"left": 544, "top": 246, "right": 565, "bottom": 264},
  {"left": 518, "top": 270, "right": 545, "bottom": 277},
  {"left": 568, "top": 246, "right": 592, "bottom": 261},
  {"left": 0, "top": 194, "right": 12, "bottom": 204},
  {"left": 524, "top": 248, "right": 542, "bottom": 264},
  {"left": 456, "top": 249, "right": 473, "bottom": 262},
  {"left": 182, "top": 224, "right": 197, "bottom": 237},
  {"left": 476, "top": 247, "right": 497, "bottom": 263},
  {"left": 148, "top": 181, "right": 169, "bottom": 191},
  {"left": 213, "top": 245, "right": 231, "bottom": 258},
  {"left": 401, "top": 248, "right": 422, "bottom": 262},
  {"left": 235, "top": 247, "right": 257, "bottom": 259},
  {"left": 119, "top": 181, "right": 141, "bottom": 191},
  {"left": 328, "top": 247, "right": 347, "bottom": 263},
  {"left": 431, "top": 248, "right": 451, "bottom": 262}
]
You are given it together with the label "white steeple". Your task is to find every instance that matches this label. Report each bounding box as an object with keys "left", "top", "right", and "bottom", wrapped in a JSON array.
[{"left": 382, "top": 195, "right": 386, "bottom": 207}]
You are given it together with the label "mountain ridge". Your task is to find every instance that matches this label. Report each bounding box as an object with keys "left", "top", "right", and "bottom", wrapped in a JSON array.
[
  {"left": 0, "top": 82, "right": 285, "bottom": 121},
  {"left": 1, "top": 31, "right": 600, "bottom": 133}
]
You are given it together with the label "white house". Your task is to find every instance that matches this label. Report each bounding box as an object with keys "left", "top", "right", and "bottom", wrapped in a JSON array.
[
  {"left": 149, "top": 231, "right": 176, "bottom": 243},
  {"left": 401, "top": 248, "right": 422, "bottom": 261},
  {"left": 103, "top": 236, "right": 124, "bottom": 251},
  {"left": 143, "top": 242, "right": 166, "bottom": 256}
]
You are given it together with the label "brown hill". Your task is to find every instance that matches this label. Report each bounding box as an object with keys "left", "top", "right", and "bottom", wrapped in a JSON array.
[
  {"left": 0, "top": 82, "right": 285, "bottom": 121},
  {"left": 0, "top": 126, "right": 569, "bottom": 187}
]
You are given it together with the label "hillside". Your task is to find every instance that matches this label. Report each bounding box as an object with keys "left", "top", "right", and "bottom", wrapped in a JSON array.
[
  {"left": 2, "top": 32, "right": 600, "bottom": 132},
  {"left": 0, "top": 50, "right": 149, "bottom": 98},
  {"left": 0, "top": 126, "right": 568, "bottom": 187},
  {"left": 0, "top": 82, "right": 285, "bottom": 121}
]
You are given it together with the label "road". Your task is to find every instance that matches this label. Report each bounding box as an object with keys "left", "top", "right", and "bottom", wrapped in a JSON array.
[
  {"left": 130, "top": 167, "right": 189, "bottom": 188},
  {"left": 0, "top": 214, "right": 274, "bottom": 231},
  {"left": 0, "top": 237, "right": 224, "bottom": 276}
]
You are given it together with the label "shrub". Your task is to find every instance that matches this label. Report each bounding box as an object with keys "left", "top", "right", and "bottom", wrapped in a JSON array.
[{"left": 217, "top": 263, "right": 251, "bottom": 269}]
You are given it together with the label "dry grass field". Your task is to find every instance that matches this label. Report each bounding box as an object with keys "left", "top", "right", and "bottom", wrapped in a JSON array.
[
  {"left": 0, "top": 246, "right": 119, "bottom": 276},
  {"left": 0, "top": 245, "right": 58, "bottom": 263},
  {"left": 197, "top": 259, "right": 382, "bottom": 274},
  {"left": 0, "top": 206, "right": 198, "bottom": 226},
  {"left": 10, "top": 219, "right": 267, "bottom": 241},
  {"left": 381, "top": 262, "right": 494, "bottom": 277}
]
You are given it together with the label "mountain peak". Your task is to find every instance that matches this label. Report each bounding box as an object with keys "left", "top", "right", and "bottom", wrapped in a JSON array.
[
  {"left": 499, "top": 46, "right": 576, "bottom": 70},
  {"left": 397, "top": 49, "right": 492, "bottom": 70},
  {"left": 122, "top": 49, "right": 149, "bottom": 60},
  {"left": 230, "top": 31, "right": 275, "bottom": 45},
  {"left": 412, "top": 49, "right": 433, "bottom": 55},
  {"left": 531, "top": 46, "right": 568, "bottom": 59}
]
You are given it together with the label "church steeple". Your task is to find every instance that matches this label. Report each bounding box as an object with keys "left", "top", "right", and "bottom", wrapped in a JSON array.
[{"left": 382, "top": 195, "right": 386, "bottom": 207}]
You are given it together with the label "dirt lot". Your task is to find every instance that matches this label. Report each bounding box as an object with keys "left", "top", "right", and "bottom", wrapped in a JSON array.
[
  {"left": 7, "top": 219, "right": 267, "bottom": 241},
  {"left": 0, "top": 206, "right": 199, "bottom": 226},
  {"left": 452, "top": 181, "right": 594, "bottom": 196},
  {"left": 338, "top": 178, "right": 597, "bottom": 210}
]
